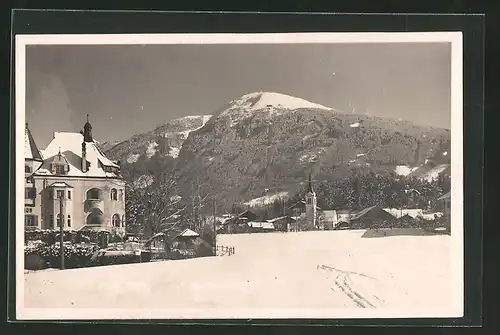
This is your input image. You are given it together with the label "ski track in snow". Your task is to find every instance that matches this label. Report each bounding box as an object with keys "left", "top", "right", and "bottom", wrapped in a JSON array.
[{"left": 318, "top": 265, "right": 377, "bottom": 308}]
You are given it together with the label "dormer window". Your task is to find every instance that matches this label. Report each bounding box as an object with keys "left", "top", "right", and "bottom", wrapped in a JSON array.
[
  {"left": 25, "top": 166, "right": 32, "bottom": 173},
  {"left": 51, "top": 149, "right": 69, "bottom": 175},
  {"left": 55, "top": 165, "right": 66, "bottom": 175}
]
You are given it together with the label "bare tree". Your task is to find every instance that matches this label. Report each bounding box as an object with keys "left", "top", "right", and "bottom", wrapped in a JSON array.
[{"left": 125, "top": 168, "right": 186, "bottom": 237}]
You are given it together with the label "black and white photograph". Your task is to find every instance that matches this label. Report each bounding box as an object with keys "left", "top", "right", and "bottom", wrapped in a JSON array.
[{"left": 16, "top": 32, "right": 463, "bottom": 320}]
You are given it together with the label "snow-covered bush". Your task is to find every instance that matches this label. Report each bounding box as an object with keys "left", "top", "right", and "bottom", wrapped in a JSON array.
[
  {"left": 25, "top": 230, "right": 111, "bottom": 248},
  {"left": 89, "top": 250, "right": 141, "bottom": 266},
  {"left": 24, "top": 242, "right": 100, "bottom": 269}
]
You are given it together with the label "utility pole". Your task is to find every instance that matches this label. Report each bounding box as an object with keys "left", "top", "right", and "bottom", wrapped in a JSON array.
[{"left": 59, "top": 193, "right": 65, "bottom": 270}]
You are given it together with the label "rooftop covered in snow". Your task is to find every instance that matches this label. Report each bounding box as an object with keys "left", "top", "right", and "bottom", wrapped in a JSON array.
[
  {"left": 25, "top": 124, "right": 43, "bottom": 161},
  {"left": 35, "top": 132, "right": 121, "bottom": 179}
]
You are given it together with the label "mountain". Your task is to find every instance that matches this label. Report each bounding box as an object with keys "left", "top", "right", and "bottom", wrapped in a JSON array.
[
  {"left": 104, "top": 115, "right": 212, "bottom": 164},
  {"left": 97, "top": 140, "right": 121, "bottom": 152},
  {"left": 104, "top": 92, "right": 450, "bottom": 210},
  {"left": 173, "top": 92, "right": 451, "bottom": 208}
]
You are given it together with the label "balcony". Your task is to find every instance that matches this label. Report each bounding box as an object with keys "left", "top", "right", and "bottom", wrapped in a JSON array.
[{"left": 84, "top": 198, "right": 104, "bottom": 212}]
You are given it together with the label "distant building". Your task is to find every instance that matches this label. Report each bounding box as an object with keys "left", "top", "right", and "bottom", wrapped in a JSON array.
[
  {"left": 266, "top": 216, "right": 295, "bottom": 232},
  {"left": 437, "top": 191, "right": 451, "bottom": 232},
  {"left": 24, "top": 117, "right": 126, "bottom": 233},
  {"left": 247, "top": 221, "right": 275, "bottom": 233},
  {"left": 305, "top": 174, "right": 317, "bottom": 229},
  {"left": 287, "top": 174, "right": 322, "bottom": 231},
  {"left": 349, "top": 206, "right": 395, "bottom": 229},
  {"left": 223, "top": 210, "right": 258, "bottom": 234},
  {"left": 320, "top": 210, "right": 338, "bottom": 230},
  {"left": 336, "top": 210, "right": 351, "bottom": 224}
]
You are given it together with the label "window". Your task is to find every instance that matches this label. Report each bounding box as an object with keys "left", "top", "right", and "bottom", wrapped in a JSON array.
[
  {"left": 25, "top": 187, "right": 35, "bottom": 199},
  {"left": 55, "top": 164, "right": 66, "bottom": 175},
  {"left": 25, "top": 166, "right": 32, "bottom": 173},
  {"left": 25, "top": 215, "right": 37, "bottom": 227},
  {"left": 86, "top": 188, "right": 101, "bottom": 200},
  {"left": 67, "top": 215, "right": 71, "bottom": 227},
  {"left": 50, "top": 214, "right": 54, "bottom": 228},
  {"left": 67, "top": 190, "right": 72, "bottom": 200},
  {"left": 56, "top": 190, "right": 65, "bottom": 199},
  {"left": 56, "top": 213, "right": 64, "bottom": 227},
  {"left": 110, "top": 188, "right": 118, "bottom": 200},
  {"left": 118, "top": 189, "right": 124, "bottom": 201},
  {"left": 307, "top": 198, "right": 312, "bottom": 205},
  {"left": 112, "top": 214, "right": 121, "bottom": 227}
]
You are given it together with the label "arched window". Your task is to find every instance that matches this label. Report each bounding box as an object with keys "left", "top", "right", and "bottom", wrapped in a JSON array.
[
  {"left": 307, "top": 197, "right": 312, "bottom": 205},
  {"left": 25, "top": 165, "right": 32, "bottom": 173},
  {"left": 86, "top": 212, "right": 104, "bottom": 226},
  {"left": 118, "top": 189, "right": 124, "bottom": 201},
  {"left": 110, "top": 188, "right": 118, "bottom": 201},
  {"left": 112, "top": 214, "right": 121, "bottom": 227},
  {"left": 86, "top": 188, "right": 102, "bottom": 200},
  {"left": 67, "top": 215, "right": 71, "bottom": 227}
]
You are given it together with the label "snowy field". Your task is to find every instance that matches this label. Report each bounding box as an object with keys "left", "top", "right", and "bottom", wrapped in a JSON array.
[{"left": 22, "top": 229, "right": 454, "bottom": 319}]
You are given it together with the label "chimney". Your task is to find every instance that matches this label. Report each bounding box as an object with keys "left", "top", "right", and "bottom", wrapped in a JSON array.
[{"left": 81, "top": 141, "right": 87, "bottom": 172}]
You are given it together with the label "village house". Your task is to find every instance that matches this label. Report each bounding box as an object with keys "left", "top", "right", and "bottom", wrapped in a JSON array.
[
  {"left": 437, "top": 191, "right": 451, "bottom": 232},
  {"left": 24, "top": 117, "right": 126, "bottom": 234},
  {"left": 348, "top": 206, "right": 395, "bottom": 229},
  {"left": 336, "top": 209, "right": 351, "bottom": 224},
  {"left": 221, "top": 210, "right": 258, "bottom": 234},
  {"left": 266, "top": 216, "right": 295, "bottom": 232},
  {"left": 320, "top": 210, "right": 338, "bottom": 230},
  {"left": 247, "top": 221, "right": 275, "bottom": 233}
]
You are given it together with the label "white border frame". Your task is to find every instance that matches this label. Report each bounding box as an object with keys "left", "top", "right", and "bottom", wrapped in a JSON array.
[{"left": 15, "top": 32, "right": 463, "bottom": 320}]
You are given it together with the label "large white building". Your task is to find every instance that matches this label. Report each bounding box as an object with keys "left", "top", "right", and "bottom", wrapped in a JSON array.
[{"left": 24, "top": 117, "right": 126, "bottom": 233}]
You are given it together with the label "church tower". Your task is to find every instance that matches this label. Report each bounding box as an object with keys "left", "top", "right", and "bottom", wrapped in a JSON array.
[{"left": 305, "top": 173, "right": 317, "bottom": 229}]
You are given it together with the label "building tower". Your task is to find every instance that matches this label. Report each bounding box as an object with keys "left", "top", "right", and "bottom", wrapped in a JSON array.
[
  {"left": 305, "top": 173, "right": 317, "bottom": 229},
  {"left": 83, "top": 114, "right": 93, "bottom": 142}
]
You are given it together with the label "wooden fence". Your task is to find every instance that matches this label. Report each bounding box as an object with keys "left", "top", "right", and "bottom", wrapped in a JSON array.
[{"left": 216, "top": 245, "right": 235, "bottom": 256}]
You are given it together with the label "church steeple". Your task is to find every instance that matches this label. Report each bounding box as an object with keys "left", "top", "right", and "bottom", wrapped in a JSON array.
[
  {"left": 307, "top": 173, "right": 314, "bottom": 193},
  {"left": 83, "top": 114, "right": 93, "bottom": 142}
]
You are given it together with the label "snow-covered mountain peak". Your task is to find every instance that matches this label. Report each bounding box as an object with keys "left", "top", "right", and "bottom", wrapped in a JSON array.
[
  {"left": 219, "top": 92, "right": 333, "bottom": 127},
  {"left": 239, "top": 91, "right": 331, "bottom": 111}
]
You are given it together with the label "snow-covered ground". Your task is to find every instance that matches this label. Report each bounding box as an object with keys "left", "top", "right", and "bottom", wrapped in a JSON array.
[
  {"left": 244, "top": 191, "right": 289, "bottom": 207},
  {"left": 22, "top": 230, "right": 455, "bottom": 319},
  {"left": 418, "top": 164, "right": 450, "bottom": 182}
]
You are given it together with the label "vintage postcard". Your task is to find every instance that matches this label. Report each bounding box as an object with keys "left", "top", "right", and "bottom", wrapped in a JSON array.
[{"left": 16, "top": 32, "right": 463, "bottom": 320}]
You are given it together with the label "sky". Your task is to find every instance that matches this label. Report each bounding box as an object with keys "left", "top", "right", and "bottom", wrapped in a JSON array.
[{"left": 25, "top": 42, "right": 451, "bottom": 147}]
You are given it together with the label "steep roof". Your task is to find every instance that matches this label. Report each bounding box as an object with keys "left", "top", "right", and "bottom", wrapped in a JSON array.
[
  {"left": 34, "top": 132, "right": 121, "bottom": 178},
  {"left": 25, "top": 124, "right": 43, "bottom": 161},
  {"left": 176, "top": 228, "right": 200, "bottom": 238},
  {"left": 350, "top": 206, "right": 395, "bottom": 221}
]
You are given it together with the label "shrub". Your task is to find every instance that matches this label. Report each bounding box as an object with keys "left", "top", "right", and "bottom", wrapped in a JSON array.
[
  {"left": 24, "top": 242, "right": 100, "bottom": 269},
  {"left": 25, "top": 254, "right": 48, "bottom": 270},
  {"left": 90, "top": 250, "right": 141, "bottom": 266}
]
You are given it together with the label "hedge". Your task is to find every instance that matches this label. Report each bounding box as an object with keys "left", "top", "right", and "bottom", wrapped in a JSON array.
[{"left": 25, "top": 242, "right": 101, "bottom": 269}]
